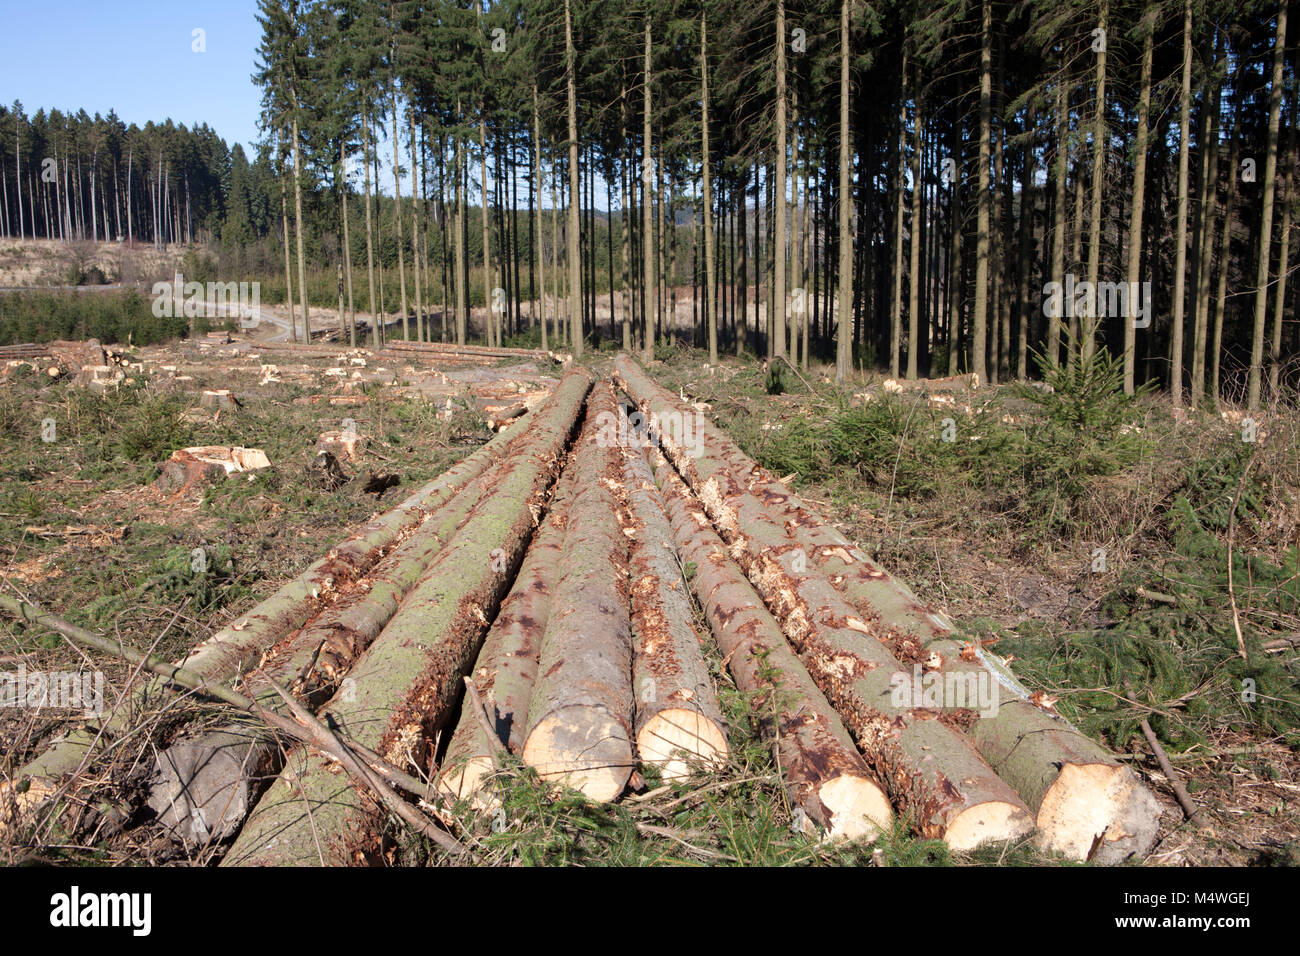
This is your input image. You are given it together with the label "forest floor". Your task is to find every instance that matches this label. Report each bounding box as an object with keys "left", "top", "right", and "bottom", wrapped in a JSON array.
[{"left": 0, "top": 334, "right": 1296, "bottom": 866}]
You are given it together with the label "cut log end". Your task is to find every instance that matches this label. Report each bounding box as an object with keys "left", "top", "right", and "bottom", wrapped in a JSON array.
[
  {"left": 943, "top": 799, "right": 1035, "bottom": 852},
  {"left": 522, "top": 709, "right": 634, "bottom": 803},
  {"left": 818, "top": 774, "right": 893, "bottom": 842},
  {"left": 0, "top": 776, "right": 57, "bottom": 837},
  {"left": 438, "top": 755, "right": 499, "bottom": 809},
  {"left": 635, "top": 708, "right": 729, "bottom": 780},
  {"left": 1035, "top": 762, "right": 1162, "bottom": 863}
]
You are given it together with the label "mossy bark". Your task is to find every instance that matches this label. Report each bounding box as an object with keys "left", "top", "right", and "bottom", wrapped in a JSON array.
[
  {"left": 438, "top": 464, "right": 577, "bottom": 802},
  {"left": 222, "top": 371, "right": 591, "bottom": 866},
  {"left": 17, "top": 421, "right": 525, "bottom": 786}
]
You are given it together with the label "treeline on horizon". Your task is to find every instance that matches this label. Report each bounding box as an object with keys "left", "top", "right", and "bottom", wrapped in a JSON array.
[{"left": 2, "top": 0, "right": 1297, "bottom": 410}]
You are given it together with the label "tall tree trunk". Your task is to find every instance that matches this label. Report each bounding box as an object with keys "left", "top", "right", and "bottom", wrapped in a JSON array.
[
  {"left": 835, "top": 0, "right": 853, "bottom": 383},
  {"left": 1170, "top": 0, "right": 1194, "bottom": 406},
  {"left": 1269, "top": 103, "right": 1294, "bottom": 393},
  {"left": 534, "top": 86, "right": 548, "bottom": 353},
  {"left": 971, "top": 0, "right": 992, "bottom": 384},
  {"left": 990, "top": 42, "right": 1006, "bottom": 384},
  {"left": 279, "top": 139, "right": 297, "bottom": 342},
  {"left": 1248, "top": 1, "right": 1288, "bottom": 410},
  {"left": 390, "top": 87, "right": 409, "bottom": 340},
  {"left": 702, "top": 16, "right": 718, "bottom": 365},
  {"left": 642, "top": 12, "right": 656, "bottom": 360},
  {"left": 456, "top": 102, "right": 468, "bottom": 345},
  {"left": 658, "top": 144, "right": 668, "bottom": 346},
  {"left": 790, "top": 86, "right": 802, "bottom": 365},
  {"left": 1016, "top": 109, "right": 1036, "bottom": 380},
  {"left": 341, "top": 138, "right": 356, "bottom": 348},
  {"left": 773, "top": 0, "right": 788, "bottom": 359},
  {"left": 291, "top": 108, "right": 311, "bottom": 341},
  {"left": 1123, "top": 23, "right": 1152, "bottom": 394},
  {"left": 479, "top": 117, "right": 493, "bottom": 346},
  {"left": 891, "top": 53, "right": 908, "bottom": 379},
  {"left": 907, "top": 86, "right": 924, "bottom": 380},
  {"left": 565, "top": 0, "right": 582, "bottom": 356},
  {"left": 363, "top": 108, "right": 378, "bottom": 347},
  {"left": 410, "top": 107, "right": 425, "bottom": 343},
  {"left": 14, "top": 114, "right": 22, "bottom": 240},
  {"left": 1082, "top": 0, "right": 1107, "bottom": 362},
  {"left": 1192, "top": 35, "right": 1224, "bottom": 407},
  {"left": 1212, "top": 116, "right": 1240, "bottom": 404},
  {"left": 949, "top": 118, "right": 964, "bottom": 376},
  {"left": 1049, "top": 69, "right": 1067, "bottom": 367}
]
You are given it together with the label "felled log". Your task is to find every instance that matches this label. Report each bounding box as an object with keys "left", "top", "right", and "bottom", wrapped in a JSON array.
[
  {"left": 730, "top": 470, "right": 1160, "bottom": 861},
  {"left": 521, "top": 383, "right": 636, "bottom": 803},
  {"left": 144, "top": 441, "right": 532, "bottom": 843},
  {"left": 223, "top": 369, "right": 592, "bottom": 865},
  {"left": 622, "top": 439, "right": 727, "bottom": 778},
  {"left": 386, "top": 340, "right": 553, "bottom": 363},
  {"left": 14, "top": 419, "right": 527, "bottom": 793},
  {"left": 438, "top": 466, "right": 577, "bottom": 803},
  {"left": 881, "top": 372, "right": 979, "bottom": 393},
  {"left": 614, "top": 354, "right": 1159, "bottom": 862},
  {"left": 616, "top": 355, "right": 1033, "bottom": 850},
  {"left": 0, "top": 343, "right": 50, "bottom": 360},
  {"left": 651, "top": 449, "right": 890, "bottom": 840}
]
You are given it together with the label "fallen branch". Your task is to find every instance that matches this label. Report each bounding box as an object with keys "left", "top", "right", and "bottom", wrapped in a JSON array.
[
  {"left": 0, "top": 593, "right": 467, "bottom": 856},
  {"left": 1126, "top": 681, "right": 1204, "bottom": 828}
]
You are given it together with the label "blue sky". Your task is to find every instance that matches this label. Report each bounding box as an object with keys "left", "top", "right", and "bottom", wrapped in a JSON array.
[
  {"left": 0, "top": 0, "right": 265, "bottom": 155},
  {"left": 0, "top": 0, "right": 608, "bottom": 208}
]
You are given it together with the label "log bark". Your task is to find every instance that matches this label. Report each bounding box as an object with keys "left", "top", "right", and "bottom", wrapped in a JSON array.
[
  {"left": 614, "top": 357, "right": 1032, "bottom": 849},
  {"left": 218, "top": 370, "right": 592, "bottom": 865},
  {"left": 623, "top": 437, "right": 727, "bottom": 778},
  {"left": 651, "top": 448, "right": 889, "bottom": 840},
  {"left": 438, "top": 465, "right": 577, "bottom": 803},
  {"left": 614, "top": 355, "right": 1159, "bottom": 862},
  {"left": 15, "top": 422, "right": 527, "bottom": 789},
  {"left": 521, "top": 383, "right": 635, "bottom": 802}
]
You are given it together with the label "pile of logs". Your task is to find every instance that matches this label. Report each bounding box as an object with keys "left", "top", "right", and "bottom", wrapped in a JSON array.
[
  {"left": 612, "top": 354, "right": 1159, "bottom": 861},
  {"left": 3, "top": 354, "right": 1159, "bottom": 865}
]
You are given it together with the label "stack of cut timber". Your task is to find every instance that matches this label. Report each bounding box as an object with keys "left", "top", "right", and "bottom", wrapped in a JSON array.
[
  {"left": 650, "top": 446, "right": 891, "bottom": 840},
  {"left": 438, "top": 463, "right": 578, "bottom": 804},
  {"left": 8, "top": 417, "right": 529, "bottom": 811},
  {"left": 143, "top": 411, "right": 554, "bottom": 845},
  {"left": 0, "top": 343, "right": 50, "bottom": 361},
  {"left": 614, "top": 353, "right": 1160, "bottom": 861},
  {"left": 223, "top": 370, "right": 592, "bottom": 865},
  {"left": 386, "top": 340, "right": 564, "bottom": 364}
]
